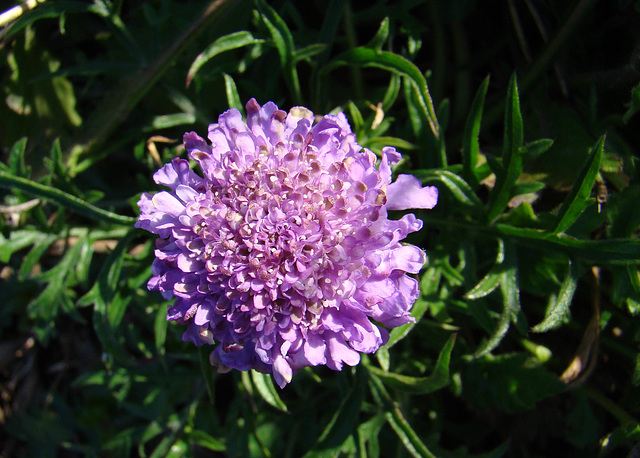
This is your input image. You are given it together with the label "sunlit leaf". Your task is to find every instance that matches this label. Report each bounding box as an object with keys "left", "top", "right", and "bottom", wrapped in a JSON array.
[
  {"left": 186, "top": 31, "right": 263, "bottom": 86},
  {"left": 462, "top": 76, "right": 489, "bottom": 188},
  {"left": 368, "top": 333, "right": 456, "bottom": 394},
  {"left": 250, "top": 370, "right": 288, "bottom": 412}
]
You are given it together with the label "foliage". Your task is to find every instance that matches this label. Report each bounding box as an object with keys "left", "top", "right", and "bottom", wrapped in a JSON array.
[{"left": 1, "top": 0, "right": 639, "bottom": 456}]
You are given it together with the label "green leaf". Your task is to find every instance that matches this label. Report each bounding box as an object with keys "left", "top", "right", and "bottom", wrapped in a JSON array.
[
  {"left": 386, "top": 295, "right": 429, "bottom": 348},
  {"left": 154, "top": 302, "right": 168, "bottom": 358},
  {"left": 257, "top": 0, "right": 302, "bottom": 102},
  {"left": 78, "top": 230, "right": 137, "bottom": 363},
  {"left": 223, "top": 73, "right": 243, "bottom": 112},
  {"left": 519, "top": 138, "right": 554, "bottom": 159},
  {"left": 461, "top": 76, "right": 489, "bottom": 188},
  {"left": 368, "top": 333, "right": 456, "bottom": 394},
  {"left": 487, "top": 73, "right": 524, "bottom": 222},
  {"left": 292, "top": 43, "right": 327, "bottom": 63},
  {"left": 18, "top": 234, "right": 59, "bottom": 280},
  {"left": 368, "top": 372, "right": 436, "bottom": 458},
  {"left": 151, "top": 113, "right": 196, "bottom": 130},
  {"left": 187, "top": 430, "right": 226, "bottom": 452},
  {"left": 465, "top": 268, "right": 502, "bottom": 300},
  {"left": 366, "top": 17, "right": 389, "bottom": 51},
  {"left": 554, "top": 136, "right": 605, "bottom": 234},
  {"left": 250, "top": 370, "right": 288, "bottom": 412},
  {"left": 3, "top": 1, "right": 107, "bottom": 40},
  {"left": 0, "top": 230, "right": 46, "bottom": 263},
  {"left": 186, "top": 31, "right": 263, "bottom": 86},
  {"left": 0, "top": 171, "right": 136, "bottom": 225},
  {"left": 474, "top": 242, "right": 520, "bottom": 357},
  {"left": 327, "top": 48, "right": 440, "bottom": 141},
  {"left": 532, "top": 261, "right": 580, "bottom": 332},
  {"left": 303, "top": 373, "right": 365, "bottom": 457},
  {"left": 9, "top": 137, "right": 29, "bottom": 178},
  {"left": 418, "top": 170, "right": 485, "bottom": 210}
]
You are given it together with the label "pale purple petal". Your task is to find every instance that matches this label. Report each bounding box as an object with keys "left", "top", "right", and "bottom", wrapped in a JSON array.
[{"left": 387, "top": 174, "right": 438, "bottom": 210}]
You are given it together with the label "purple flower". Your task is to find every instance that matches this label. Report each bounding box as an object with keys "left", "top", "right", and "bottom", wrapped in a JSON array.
[{"left": 136, "top": 99, "right": 437, "bottom": 387}]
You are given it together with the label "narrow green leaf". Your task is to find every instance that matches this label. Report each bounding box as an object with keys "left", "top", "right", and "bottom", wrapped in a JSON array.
[
  {"left": 0, "top": 230, "right": 45, "bottom": 263},
  {"left": 199, "top": 347, "right": 216, "bottom": 405},
  {"left": 0, "top": 171, "right": 136, "bottom": 225},
  {"left": 418, "top": 170, "right": 484, "bottom": 210},
  {"left": 368, "top": 372, "right": 436, "bottom": 458},
  {"left": 303, "top": 374, "right": 364, "bottom": 457},
  {"left": 250, "top": 370, "right": 288, "bottom": 412},
  {"left": 18, "top": 234, "right": 59, "bottom": 280},
  {"left": 9, "top": 137, "right": 29, "bottom": 178},
  {"left": 187, "top": 430, "right": 226, "bottom": 452},
  {"left": 222, "top": 73, "right": 243, "bottom": 112},
  {"left": 511, "top": 181, "right": 546, "bottom": 196},
  {"left": 554, "top": 136, "right": 605, "bottom": 234},
  {"left": 366, "top": 18, "right": 389, "bottom": 51},
  {"left": 151, "top": 113, "right": 196, "bottom": 129},
  {"left": 502, "top": 73, "right": 524, "bottom": 166},
  {"left": 4, "top": 1, "right": 107, "bottom": 40},
  {"left": 327, "top": 48, "right": 439, "bottom": 140},
  {"left": 368, "top": 334, "right": 455, "bottom": 394},
  {"left": 465, "top": 268, "right": 502, "bottom": 300},
  {"left": 474, "top": 242, "right": 520, "bottom": 357},
  {"left": 79, "top": 230, "right": 137, "bottom": 363},
  {"left": 154, "top": 303, "right": 168, "bottom": 358},
  {"left": 186, "top": 31, "right": 263, "bottom": 86},
  {"left": 532, "top": 261, "right": 580, "bottom": 332},
  {"left": 519, "top": 138, "right": 554, "bottom": 159},
  {"left": 487, "top": 73, "right": 524, "bottom": 222},
  {"left": 292, "top": 43, "right": 327, "bottom": 63},
  {"left": 461, "top": 76, "right": 489, "bottom": 188},
  {"left": 386, "top": 296, "right": 429, "bottom": 348},
  {"left": 347, "top": 101, "right": 365, "bottom": 134}
]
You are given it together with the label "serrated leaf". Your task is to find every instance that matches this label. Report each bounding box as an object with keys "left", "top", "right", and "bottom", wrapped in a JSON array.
[
  {"left": 554, "top": 136, "right": 605, "bottom": 234},
  {"left": 186, "top": 31, "right": 263, "bottom": 86},
  {"left": 368, "top": 333, "right": 456, "bottom": 394},
  {"left": 250, "top": 370, "right": 288, "bottom": 412},
  {"left": 462, "top": 76, "right": 489, "bottom": 188},
  {"left": 532, "top": 261, "right": 580, "bottom": 332}
]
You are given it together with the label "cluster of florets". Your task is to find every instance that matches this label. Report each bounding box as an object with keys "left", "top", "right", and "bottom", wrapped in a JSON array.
[{"left": 136, "top": 99, "right": 437, "bottom": 387}]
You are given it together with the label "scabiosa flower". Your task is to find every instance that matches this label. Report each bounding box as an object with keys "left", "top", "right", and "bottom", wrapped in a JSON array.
[{"left": 136, "top": 99, "right": 437, "bottom": 387}]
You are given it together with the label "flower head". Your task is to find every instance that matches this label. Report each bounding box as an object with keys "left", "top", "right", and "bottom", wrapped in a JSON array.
[{"left": 136, "top": 99, "right": 437, "bottom": 387}]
